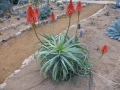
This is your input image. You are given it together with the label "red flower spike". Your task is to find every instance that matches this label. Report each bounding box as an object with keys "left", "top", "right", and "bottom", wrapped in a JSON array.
[
  {"left": 76, "top": 1, "right": 83, "bottom": 12},
  {"left": 50, "top": 12, "right": 55, "bottom": 21},
  {"left": 101, "top": 45, "right": 108, "bottom": 54},
  {"left": 26, "top": 6, "right": 38, "bottom": 24},
  {"left": 66, "top": 0, "right": 75, "bottom": 16},
  {"left": 35, "top": 9, "right": 40, "bottom": 17}
]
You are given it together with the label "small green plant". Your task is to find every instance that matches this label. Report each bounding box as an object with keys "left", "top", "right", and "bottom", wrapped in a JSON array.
[
  {"left": 34, "top": 0, "right": 43, "bottom": 7},
  {"left": 106, "top": 19, "right": 120, "bottom": 41},
  {"left": 39, "top": 6, "right": 51, "bottom": 20}
]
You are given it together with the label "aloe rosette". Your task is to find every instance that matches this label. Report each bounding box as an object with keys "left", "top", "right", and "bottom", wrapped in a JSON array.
[{"left": 34, "top": 33, "right": 91, "bottom": 81}]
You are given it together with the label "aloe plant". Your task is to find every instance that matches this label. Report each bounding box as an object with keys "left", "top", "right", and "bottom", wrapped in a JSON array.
[
  {"left": 38, "top": 6, "right": 51, "bottom": 20},
  {"left": 106, "top": 19, "right": 120, "bottom": 41},
  {"left": 35, "top": 33, "right": 91, "bottom": 82}
]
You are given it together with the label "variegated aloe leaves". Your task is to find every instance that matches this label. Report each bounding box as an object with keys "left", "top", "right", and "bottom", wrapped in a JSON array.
[{"left": 34, "top": 33, "right": 91, "bottom": 82}]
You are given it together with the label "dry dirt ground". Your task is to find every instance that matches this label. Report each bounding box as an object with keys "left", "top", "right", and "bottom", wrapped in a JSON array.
[
  {"left": 0, "top": 4, "right": 104, "bottom": 84},
  {"left": 2, "top": 4, "right": 120, "bottom": 90}
]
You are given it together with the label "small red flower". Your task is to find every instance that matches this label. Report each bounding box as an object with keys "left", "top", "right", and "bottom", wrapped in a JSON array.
[
  {"left": 50, "top": 12, "right": 55, "bottom": 21},
  {"left": 101, "top": 45, "right": 108, "bottom": 54},
  {"left": 26, "top": 6, "right": 38, "bottom": 24},
  {"left": 76, "top": 1, "right": 82, "bottom": 12},
  {"left": 66, "top": 0, "right": 75, "bottom": 16},
  {"left": 35, "top": 9, "right": 40, "bottom": 17}
]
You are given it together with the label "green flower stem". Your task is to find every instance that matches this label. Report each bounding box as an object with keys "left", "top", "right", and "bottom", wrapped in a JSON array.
[
  {"left": 76, "top": 12, "right": 80, "bottom": 37},
  {"left": 97, "top": 53, "right": 103, "bottom": 61},
  {"left": 64, "top": 15, "right": 71, "bottom": 41},
  {"left": 32, "top": 24, "right": 45, "bottom": 45},
  {"left": 53, "top": 22, "right": 54, "bottom": 34}
]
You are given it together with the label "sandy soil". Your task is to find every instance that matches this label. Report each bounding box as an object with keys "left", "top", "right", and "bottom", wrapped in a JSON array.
[
  {"left": 0, "top": 4, "right": 104, "bottom": 84},
  {"left": 2, "top": 4, "right": 120, "bottom": 90}
]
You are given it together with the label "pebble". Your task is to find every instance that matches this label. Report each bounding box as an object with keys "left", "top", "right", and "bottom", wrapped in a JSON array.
[
  {"left": 22, "top": 58, "right": 32, "bottom": 65},
  {"left": 80, "top": 29, "right": 84, "bottom": 38},
  {"left": 0, "top": 83, "right": 7, "bottom": 89},
  {"left": 82, "top": 4, "right": 87, "bottom": 7},
  {"left": 15, "top": 32, "right": 22, "bottom": 36},
  {"left": 14, "top": 70, "right": 21, "bottom": 74},
  {"left": 20, "top": 64, "right": 26, "bottom": 69},
  {"left": 20, "top": 29, "right": 25, "bottom": 32},
  {"left": 2, "top": 36, "right": 9, "bottom": 42},
  {"left": 8, "top": 73, "right": 14, "bottom": 78}
]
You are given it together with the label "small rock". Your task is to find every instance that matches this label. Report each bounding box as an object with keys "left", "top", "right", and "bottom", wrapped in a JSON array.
[
  {"left": 0, "top": 83, "right": 7, "bottom": 89},
  {"left": 57, "top": 15, "right": 61, "bottom": 19},
  {"left": 20, "top": 65, "right": 25, "bottom": 69},
  {"left": 56, "top": 1, "right": 63, "bottom": 6},
  {"left": 6, "top": 15, "right": 11, "bottom": 19},
  {"left": 20, "top": 29, "right": 25, "bottom": 32},
  {"left": 97, "top": 16, "right": 100, "bottom": 17},
  {"left": 104, "top": 24, "right": 107, "bottom": 26},
  {"left": 2, "top": 36, "right": 9, "bottom": 42},
  {"left": 42, "top": 21, "right": 46, "bottom": 25},
  {"left": 59, "top": 5, "right": 64, "bottom": 10},
  {"left": 22, "top": 58, "right": 31, "bottom": 65},
  {"left": 62, "top": 14, "right": 65, "bottom": 17},
  {"left": 46, "top": 20, "right": 49, "bottom": 24},
  {"left": 80, "top": 29, "right": 84, "bottom": 38},
  {"left": 82, "top": 4, "right": 87, "bottom": 7},
  {"left": 16, "top": 17, "right": 20, "bottom": 20},
  {"left": 14, "top": 70, "right": 21, "bottom": 74},
  {"left": 8, "top": 73, "right": 14, "bottom": 78},
  {"left": 15, "top": 32, "right": 22, "bottom": 37},
  {"left": 104, "top": 12, "right": 110, "bottom": 16}
]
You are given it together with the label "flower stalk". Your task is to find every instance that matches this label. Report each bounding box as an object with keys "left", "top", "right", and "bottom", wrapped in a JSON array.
[
  {"left": 32, "top": 24, "right": 45, "bottom": 45},
  {"left": 75, "top": 1, "right": 83, "bottom": 37},
  {"left": 65, "top": 0, "right": 75, "bottom": 41},
  {"left": 76, "top": 12, "right": 80, "bottom": 37},
  {"left": 26, "top": 6, "right": 45, "bottom": 45},
  {"left": 64, "top": 15, "right": 71, "bottom": 41},
  {"left": 50, "top": 12, "right": 56, "bottom": 34}
]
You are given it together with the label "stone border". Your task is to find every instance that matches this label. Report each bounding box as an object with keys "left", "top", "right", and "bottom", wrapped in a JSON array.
[
  {"left": 0, "top": 5, "right": 106, "bottom": 89},
  {"left": 0, "top": 13, "right": 66, "bottom": 43}
]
